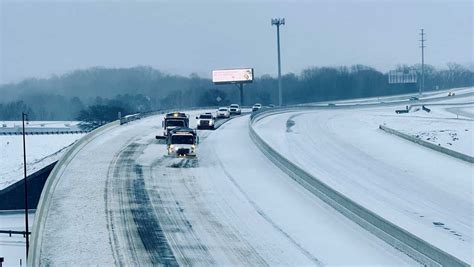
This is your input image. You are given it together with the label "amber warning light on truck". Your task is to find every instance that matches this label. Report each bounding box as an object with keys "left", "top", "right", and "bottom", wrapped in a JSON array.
[{"left": 212, "top": 68, "right": 254, "bottom": 84}]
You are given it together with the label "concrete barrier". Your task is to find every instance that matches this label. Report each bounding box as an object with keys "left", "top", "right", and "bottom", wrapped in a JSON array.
[
  {"left": 28, "top": 120, "right": 119, "bottom": 265},
  {"left": 379, "top": 125, "right": 473, "bottom": 164},
  {"left": 0, "top": 161, "right": 57, "bottom": 210},
  {"left": 249, "top": 109, "right": 469, "bottom": 267}
]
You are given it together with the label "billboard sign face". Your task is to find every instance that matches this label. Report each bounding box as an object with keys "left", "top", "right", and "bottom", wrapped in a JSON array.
[
  {"left": 388, "top": 70, "right": 417, "bottom": 84},
  {"left": 212, "top": 68, "right": 254, "bottom": 84}
]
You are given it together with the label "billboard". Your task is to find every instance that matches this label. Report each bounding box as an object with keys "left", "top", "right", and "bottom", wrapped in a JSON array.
[
  {"left": 388, "top": 70, "right": 417, "bottom": 84},
  {"left": 212, "top": 68, "right": 254, "bottom": 84}
]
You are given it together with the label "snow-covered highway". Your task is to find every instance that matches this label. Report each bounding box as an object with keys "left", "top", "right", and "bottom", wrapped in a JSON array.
[
  {"left": 253, "top": 97, "right": 473, "bottom": 264},
  {"left": 30, "top": 111, "right": 417, "bottom": 265}
]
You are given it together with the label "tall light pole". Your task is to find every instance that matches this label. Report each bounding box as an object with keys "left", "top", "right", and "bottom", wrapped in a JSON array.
[
  {"left": 272, "top": 18, "right": 285, "bottom": 106},
  {"left": 419, "top": 29, "right": 426, "bottom": 96},
  {"left": 22, "top": 112, "right": 29, "bottom": 259}
]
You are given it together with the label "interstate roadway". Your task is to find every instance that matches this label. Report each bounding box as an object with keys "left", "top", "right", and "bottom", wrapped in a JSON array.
[{"left": 31, "top": 110, "right": 416, "bottom": 265}]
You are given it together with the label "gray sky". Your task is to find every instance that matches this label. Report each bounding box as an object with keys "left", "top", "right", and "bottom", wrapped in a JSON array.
[{"left": 1, "top": 0, "right": 472, "bottom": 84}]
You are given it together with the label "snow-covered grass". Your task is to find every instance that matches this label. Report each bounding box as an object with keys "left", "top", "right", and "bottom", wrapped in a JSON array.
[
  {"left": 0, "top": 121, "right": 80, "bottom": 128},
  {"left": 378, "top": 105, "right": 473, "bottom": 156},
  {"left": 315, "top": 86, "right": 473, "bottom": 106},
  {"left": 0, "top": 126, "right": 85, "bottom": 190}
]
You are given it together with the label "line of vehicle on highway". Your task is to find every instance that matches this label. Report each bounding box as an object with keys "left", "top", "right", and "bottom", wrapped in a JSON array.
[{"left": 155, "top": 104, "right": 254, "bottom": 158}]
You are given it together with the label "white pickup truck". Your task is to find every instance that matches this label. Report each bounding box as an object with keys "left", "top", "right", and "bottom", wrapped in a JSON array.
[
  {"left": 229, "top": 104, "right": 242, "bottom": 115},
  {"left": 196, "top": 113, "right": 215, "bottom": 130}
]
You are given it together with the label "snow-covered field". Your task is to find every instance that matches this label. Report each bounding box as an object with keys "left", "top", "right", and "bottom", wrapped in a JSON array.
[
  {"left": 0, "top": 211, "right": 35, "bottom": 267},
  {"left": 0, "top": 122, "right": 85, "bottom": 190},
  {"left": 314, "top": 86, "right": 473, "bottom": 106},
  {"left": 381, "top": 105, "right": 473, "bottom": 156},
  {"left": 1, "top": 121, "right": 80, "bottom": 128},
  {"left": 253, "top": 94, "right": 473, "bottom": 263}
]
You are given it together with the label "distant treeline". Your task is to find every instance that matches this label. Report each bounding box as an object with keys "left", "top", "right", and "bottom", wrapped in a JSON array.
[{"left": 0, "top": 64, "right": 472, "bottom": 121}]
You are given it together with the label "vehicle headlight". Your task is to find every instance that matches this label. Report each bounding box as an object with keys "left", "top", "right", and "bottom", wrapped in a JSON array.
[
  {"left": 191, "top": 145, "right": 196, "bottom": 151},
  {"left": 209, "top": 121, "right": 213, "bottom": 125}
]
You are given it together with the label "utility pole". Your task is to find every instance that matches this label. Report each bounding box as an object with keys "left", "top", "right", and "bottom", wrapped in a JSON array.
[
  {"left": 272, "top": 18, "right": 285, "bottom": 106},
  {"left": 22, "top": 112, "right": 29, "bottom": 259},
  {"left": 419, "top": 29, "right": 426, "bottom": 96}
]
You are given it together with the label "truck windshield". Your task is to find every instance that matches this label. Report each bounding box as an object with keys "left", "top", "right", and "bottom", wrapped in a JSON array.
[
  {"left": 166, "top": 120, "right": 185, "bottom": 127},
  {"left": 171, "top": 135, "right": 194, "bottom": 144},
  {"left": 200, "top": 115, "right": 212, "bottom": 119}
]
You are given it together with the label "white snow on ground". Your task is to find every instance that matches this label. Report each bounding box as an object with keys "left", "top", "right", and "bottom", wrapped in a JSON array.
[
  {"left": 422, "top": 87, "right": 474, "bottom": 100},
  {"left": 315, "top": 86, "right": 473, "bottom": 106},
  {"left": 0, "top": 132, "right": 85, "bottom": 190},
  {"left": 0, "top": 211, "right": 35, "bottom": 267},
  {"left": 254, "top": 97, "right": 473, "bottom": 263},
  {"left": 378, "top": 104, "right": 474, "bottom": 156},
  {"left": 36, "top": 112, "right": 416, "bottom": 265},
  {"left": 0, "top": 121, "right": 80, "bottom": 128}
]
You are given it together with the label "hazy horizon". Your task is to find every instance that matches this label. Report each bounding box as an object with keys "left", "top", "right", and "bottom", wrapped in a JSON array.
[{"left": 1, "top": 0, "right": 472, "bottom": 84}]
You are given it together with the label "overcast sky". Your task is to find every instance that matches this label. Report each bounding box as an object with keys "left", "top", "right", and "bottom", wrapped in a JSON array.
[{"left": 0, "top": 0, "right": 472, "bottom": 84}]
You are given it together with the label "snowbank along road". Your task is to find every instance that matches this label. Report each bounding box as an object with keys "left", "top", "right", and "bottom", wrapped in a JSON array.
[{"left": 32, "top": 110, "right": 417, "bottom": 265}]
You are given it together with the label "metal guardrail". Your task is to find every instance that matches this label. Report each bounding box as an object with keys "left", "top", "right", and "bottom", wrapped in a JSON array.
[
  {"left": 0, "top": 230, "right": 31, "bottom": 237},
  {"left": 379, "top": 125, "right": 473, "bottom": 164},
  {"left": 249, "top": 108, "right": 469, "bottom": 267},
  {"left": 119, "top": 113, "right": 141, "bottom": 125},
  {"left": 0, "top": 130, "right": 88, "bottom": 135}
]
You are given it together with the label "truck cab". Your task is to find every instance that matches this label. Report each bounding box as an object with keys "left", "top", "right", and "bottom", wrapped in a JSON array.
[
  {"left": 167, "top": 127, "right": 198, "bottom": 157},
  {"left": 196, "top": 113, "right": 215, "bottom": 129},
  {"left": 162, "top": 112, "right": 190, "bottom": 137}
]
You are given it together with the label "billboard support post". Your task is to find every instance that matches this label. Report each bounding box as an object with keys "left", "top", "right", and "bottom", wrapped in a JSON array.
[
  {"left": 239, "top": 83, "right": 243, "bottom": 106},
  {"left": 232, "top": 83, "right": 244, "bottom": 105}
]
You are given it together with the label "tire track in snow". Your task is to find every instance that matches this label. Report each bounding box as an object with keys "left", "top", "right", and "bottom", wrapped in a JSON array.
[
  {"left": 106, "top": 142, "right": 178, "bottom": 266},
  {"left": 145, "top": 157, "right": 216, "bottom": 266},
  {"left": 148, "top": 156, "right": 269, "bottom": 266},
  {"left": 211, "top": 144, "right": 323, "bottom": 266}
]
